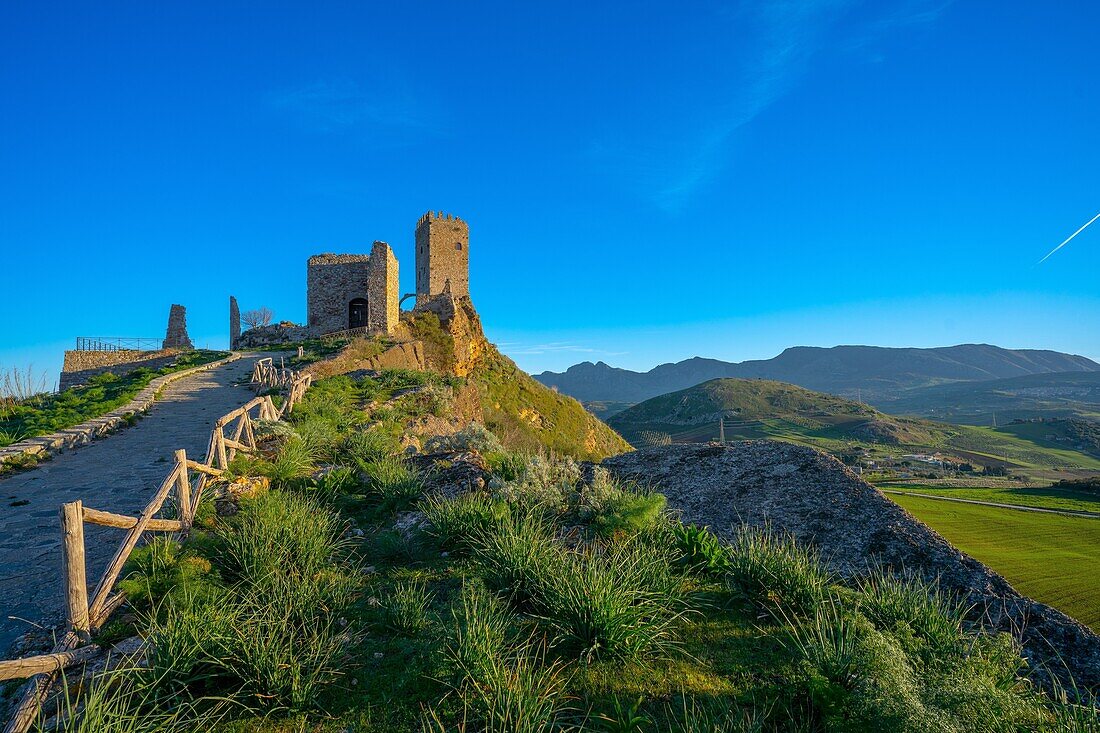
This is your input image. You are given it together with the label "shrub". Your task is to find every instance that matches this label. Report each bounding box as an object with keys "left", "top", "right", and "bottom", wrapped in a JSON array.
[
  {"left": 345, "top": 428, "right": 402, "bottom": 466},
  {"left": 360, "top": 456, "right": 424, "bottom": 508},
  {"left": 448, "top": 582, "right": 513, "bottom": 687},
  {"left": 420, "top": 491, "right": 505, "bottom": 551},
  {"left": 856, "top": 568, "right": 968, "bottom": 661},
  {"left": 727, "top": 524, "right": 832, "bottom": 616},
  {"left": 217, "top": 490, "right": 346, "bottom": 586},
  {"left": 442, "top": 639, "right": 572, "bottom": 733},
  {"left": 471, "top": 515, "right": 565, "bottom": 610},
  {"left": 492, "top": 454, "right": 579, "bottom": 517},
  {"left": 381, "top": 579, "right": 434, "bottom": 636},
  {"left": 424, "top": 421, "right": 504, "bottom": 454},
  {"left": 671, "top": 524, "right": 732, "bottom": 578},
  {"left": 577, "top": 469, "right": 667, "bottom": 539},
  {"left": 485, "top": 451, "right": 528, "bottom": 482},
  {"left": 536, "top": 539, "right": 687, "bottom": 663}
]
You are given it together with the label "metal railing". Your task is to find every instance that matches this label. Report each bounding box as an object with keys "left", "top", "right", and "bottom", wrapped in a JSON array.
[{"left": 74, "top": 337, "right": 162, "bottom": 352}]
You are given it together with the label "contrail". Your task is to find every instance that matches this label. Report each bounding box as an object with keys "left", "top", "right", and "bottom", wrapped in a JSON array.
[{"left": 1038, "top": 211, "right": 1100, "bottom": 264}]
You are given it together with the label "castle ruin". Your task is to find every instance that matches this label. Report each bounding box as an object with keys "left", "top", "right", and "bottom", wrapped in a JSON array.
[{"left": 288, "top": 211, "right": 470, "bottom": 338}]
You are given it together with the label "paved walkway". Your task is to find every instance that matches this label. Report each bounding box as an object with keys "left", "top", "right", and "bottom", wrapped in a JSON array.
[{"left": 0, "top": 355, "right": 264, "bottom": 654}]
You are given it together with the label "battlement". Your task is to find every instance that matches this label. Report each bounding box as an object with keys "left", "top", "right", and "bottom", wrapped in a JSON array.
[{"left": 416, "top": 211, "right": 467, "bottom": 228}]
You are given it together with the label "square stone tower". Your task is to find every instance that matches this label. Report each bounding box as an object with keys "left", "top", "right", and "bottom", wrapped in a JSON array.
[
  {"left": 415, "top": 211, "right": 469, "bottom": 302},
  {"left": 307, "top": 246, "right": 399, "bottom": 336}
]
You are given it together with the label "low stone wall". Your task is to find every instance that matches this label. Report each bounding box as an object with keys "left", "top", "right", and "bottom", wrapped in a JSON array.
[
  {"left": 0, "top": 354, "right": 240, "bottom": 473},
  {"left": 59, "top": 349, "right": 180, "bottom": 391}
]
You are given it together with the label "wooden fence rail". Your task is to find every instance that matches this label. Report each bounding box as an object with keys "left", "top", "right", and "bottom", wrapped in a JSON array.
[{"left": 0, "top": 363, "right": 313, "bottom": 733}]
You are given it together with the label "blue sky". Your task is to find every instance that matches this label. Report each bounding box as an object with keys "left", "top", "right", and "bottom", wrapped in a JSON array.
[{"left": 2, "top": 1, "right": 1098, "bottom": 385}]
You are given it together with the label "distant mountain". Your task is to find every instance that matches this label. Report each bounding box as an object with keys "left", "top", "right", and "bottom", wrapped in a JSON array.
[
  {"left": 533, "top": 344, "right": 1100, "bottom": 406},
  {"left": 873, "top": 371, "right": 1100, "bottom": 425}
]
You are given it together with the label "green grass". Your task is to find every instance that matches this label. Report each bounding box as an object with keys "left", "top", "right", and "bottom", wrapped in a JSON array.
[
  {"left": 880, "top": 482, "right": 1100, "bottom": 514},
  {"left": 0, "top": 350, "right": 227, "bottom": 448},
  {"left": 889, "top": 493, "right": 1100, "bottom": 631}
]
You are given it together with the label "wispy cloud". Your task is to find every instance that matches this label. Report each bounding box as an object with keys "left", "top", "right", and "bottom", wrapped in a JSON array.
[
  {"left": 1038, "top": 211, "right": 1100, "bottom": 264},
  {"left": 268, "top": 78, "right": 438, "bottom": 137},
  {"left": 498, "top": 341, "right": 628, "bottom": 357},
  {"left": 595, "top": 0, "right": 951, "bottom": 213}
]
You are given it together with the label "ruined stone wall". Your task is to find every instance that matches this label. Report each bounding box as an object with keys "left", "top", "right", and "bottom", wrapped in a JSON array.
[
  {"left": 415, "top": 211, "right": 469, "bottom": 303},
  {"left": 366, "top": 241, "right": 399, "bottom": 334},
  {"left": 163, "top": 304, "right": 193, "bottom": 350},
  {"left": 307, "top": 254, "right": 372, "bottom": 335},
  {"left": 59, "top": 349, "right": 179, "bottom": 391}
]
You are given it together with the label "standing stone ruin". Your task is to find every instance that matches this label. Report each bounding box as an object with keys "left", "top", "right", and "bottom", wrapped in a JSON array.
[
  {"left": 229, "top": 296, "right": 241, "bottom": 349},
  {"left": 162, "top": 304, "right": 194, "bottom": 350},
  {"left": 415, "top": 211, "right": 469, "bottom": 301}
]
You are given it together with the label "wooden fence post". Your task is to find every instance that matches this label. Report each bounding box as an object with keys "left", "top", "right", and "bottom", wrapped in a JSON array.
[
  {"left": 174, "top": 449, "right": 191, "bottom": 525},
  {"left": 59, "top": 502, "right": 89, "bottom": 641}
]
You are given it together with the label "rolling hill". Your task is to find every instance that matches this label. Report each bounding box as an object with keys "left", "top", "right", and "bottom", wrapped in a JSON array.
[
  {"left": 606, "top": 378, "right": 1100, "bottom": 480},
  {"left": 534, "top": 344, "right": 1100, "bottom": 407}
]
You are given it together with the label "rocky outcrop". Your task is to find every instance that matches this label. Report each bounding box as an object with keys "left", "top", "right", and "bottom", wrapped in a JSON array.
[{"left": 602, "top": 441, "right": 1100, "bottom": 689}]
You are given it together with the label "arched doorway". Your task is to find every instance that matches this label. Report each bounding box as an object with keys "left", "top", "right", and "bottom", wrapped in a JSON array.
[{"left": 349, "top": 298, "right": 369, "bottom": 329}]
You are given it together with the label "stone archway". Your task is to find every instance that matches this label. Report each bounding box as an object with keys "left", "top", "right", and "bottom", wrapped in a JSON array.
[{"left": 349, "top": 298, "right": 369, "bottom": 329}]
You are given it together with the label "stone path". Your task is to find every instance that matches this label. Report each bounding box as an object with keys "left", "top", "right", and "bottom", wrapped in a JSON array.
[{"left": 0, "top": 355, "right": 265, "bottom": 654}]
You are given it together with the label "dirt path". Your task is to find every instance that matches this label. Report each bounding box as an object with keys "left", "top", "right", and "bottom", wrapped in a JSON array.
[
  {"left": 878, "top": 488, "right": 1100, "bottom": 519},
  {"left": 0, "top": 355, "right": 265, "bottom": 654}
]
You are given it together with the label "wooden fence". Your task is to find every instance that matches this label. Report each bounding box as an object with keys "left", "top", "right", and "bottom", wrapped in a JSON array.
[{"left": 0, "top": 364, "right": 313, "bottom": 733}]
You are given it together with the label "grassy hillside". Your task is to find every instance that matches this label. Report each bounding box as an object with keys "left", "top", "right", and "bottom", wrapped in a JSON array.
[
  {"left": 608, "top": 378, "right": 1100, "bottom": 482},
  {"left": 42, "top": 367, "right": 1096, "bottom": 731},
  {"left": 891, "top": 494, "right": 1100, "bottom": 631},
  {"left": 473, "top": 345, "right": 631, "bottom": 461}
]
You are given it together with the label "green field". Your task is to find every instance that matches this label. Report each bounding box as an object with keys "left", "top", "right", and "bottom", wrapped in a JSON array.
[
  {"left": 889, "top": 494, "right": 1100, "bottom": 631},
  {"left": 880, "top": 482, "right": 1100, "bottom": 514}
]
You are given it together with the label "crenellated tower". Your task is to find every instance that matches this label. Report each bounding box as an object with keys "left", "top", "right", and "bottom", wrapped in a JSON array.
[{"left": 415, "top": 211, "right": 469, "bottom": 304}]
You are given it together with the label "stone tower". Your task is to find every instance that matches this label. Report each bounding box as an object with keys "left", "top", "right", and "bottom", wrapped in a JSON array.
[
  {"left": 163, "top": 304, "right": 194, "bottom": 350},
  {"left": 415, "top": 211, "right": 469, "bottom": 303},
  {"left": 306, "top": 244, "right": 399, "bottom": 336}
]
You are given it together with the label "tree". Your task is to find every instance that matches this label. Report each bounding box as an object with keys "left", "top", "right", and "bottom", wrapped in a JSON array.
[{"left": 242, "top": 307, "right": 274, "bottom": 330}]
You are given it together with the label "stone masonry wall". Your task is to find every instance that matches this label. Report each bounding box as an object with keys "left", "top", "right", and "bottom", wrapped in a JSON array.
[
  {"left": 163, "top": 304, "right": 193, "bottom": 350},
  {"left": 367, "top": 241, "right": 399, "bottom": 334},
  {"left": 415, "top": 211, "right": 469, "bottom": 303},
  {"left": 229, "top": 296, "right": 241, "bottom": 348},
  {"left": 307, "top": 254, "right": 373, "bottom": 335},
  {"left": 59, "top": 349, "right": 180, "bottom": 391}
]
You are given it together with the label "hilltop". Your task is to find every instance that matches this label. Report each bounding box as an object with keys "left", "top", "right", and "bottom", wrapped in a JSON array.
[
  {"left": 307, "top": 293, "right": 631, "bottom": 461},
  {"left": 534, "top": 344, "right": 1100, "bottom": 408},
  {"left": 609, "top": 377, "right": 942, "bottom": 448}
]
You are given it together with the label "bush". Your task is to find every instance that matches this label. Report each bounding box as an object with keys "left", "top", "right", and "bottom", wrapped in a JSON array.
[
  {"left": 726, "top": 524, "right": 833, "bottom": 616},
  {"left": 424, "top": 421, "right": 504, "bottom": 454},
  {"left": 471, "top": 515, "right": 565, "bottom": 610},
  {"left": 577, "top": 468, "right": 667, "bottom": 539},
  {"left": 381, "top": 579, "right": 434, "bottom": 636},
  {"left": 856, "top": 568, "right": 968, "bottom": 661},
  {"left": 491, "top": 454, "right": 579, "bottom": 518},
  {"left": 420, "top": 491, "right": 505, "bottom": 551},
  {"left": 671, "top": 524, "right": 732, "bottom": 578},
  {"left": 536, "top": 539, "right": 687, "bottom": 662},
  {"left": 360, "top": 456, "right": 424, "bottom": 508},
  {"left": 345, "top": 427, "right": 402, "bottom": 466},
  {"left": 217, "top": 490, "right": 346, "bottom": 586},
  {"left": 485, "top": 451, "right": 528, "bottom": 482}
]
